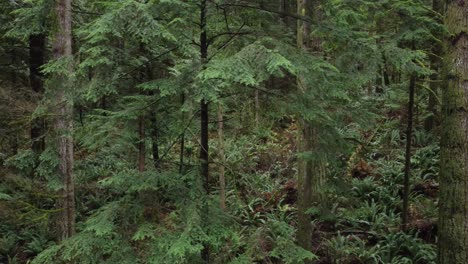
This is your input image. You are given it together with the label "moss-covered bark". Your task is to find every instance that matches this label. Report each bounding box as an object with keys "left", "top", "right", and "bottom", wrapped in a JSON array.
[{"left": 438, "top": 1, "right": 468, "bottom": 263}]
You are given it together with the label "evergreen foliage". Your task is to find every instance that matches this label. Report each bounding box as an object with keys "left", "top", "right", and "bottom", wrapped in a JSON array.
[{"left": 0, "top": 0, "right": 446, "bottom": 263}]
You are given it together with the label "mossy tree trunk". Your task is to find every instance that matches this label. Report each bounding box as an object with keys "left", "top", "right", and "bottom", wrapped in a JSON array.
[{"left": 438, "top": 1, "right": 468, "bottom": 263}]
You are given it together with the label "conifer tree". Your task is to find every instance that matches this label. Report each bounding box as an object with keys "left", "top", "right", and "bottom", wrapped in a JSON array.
[
  {"left": 296, "top": 0, "right": 326, "bottom": 253},
  {"left": 51, "top": 0, "right": 75, "bottom": 240}
]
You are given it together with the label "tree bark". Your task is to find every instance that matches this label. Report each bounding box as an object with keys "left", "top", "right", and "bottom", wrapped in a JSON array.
[
  {"left": 199, "top": 1, "right": 210, "bottom": 262},
  {"left": 200, "top": 0, "right": 209, "bottom": 194},
  {"left": 402, "top": 74, "right": 416, "bottom": 230},
  {"left": 424, "top": 0, "right": 444, "bottom": 131},
  {"left": 179, "top": 93, "right": 186, "bottom": 174},
  {"left": 52, "top": 0, "right": 75, "bottom": 240},
  {"left": 254, "top": 89, "right": 260, "bottom": 128},
  {"left": 217, "top": 104, "right": 226, "bottom": 210},
  {"left": 30, "top": 34, "right": 46, "bottom": 154},
  {"left": 438, "top": 1, "right": 468, "bottom": 263},
  {"left": 296, "top": 0, "right": 325, "bottom": 255},
  {"left": 138, "top": 115, "right": 146, "bottom": 172},
  {"left": 150, "top": 110, "right": 159, "bottom": 170}
]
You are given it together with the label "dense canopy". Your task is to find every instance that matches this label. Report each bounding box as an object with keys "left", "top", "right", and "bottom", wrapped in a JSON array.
[{"left": 0, "top": 0, "right": 466, "bottom": 263}]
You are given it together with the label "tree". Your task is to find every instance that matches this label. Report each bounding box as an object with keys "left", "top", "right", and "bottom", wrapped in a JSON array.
[
  {"left": 296, "top": 0, "right": 326, "bottom": 253},
  {"left": 51, "top": 0, "right": 75, "bottom": 240},
  {"left": 29, "top": 33, "right": 46, "bottom": 154},
  {"left": 438, "top": 1, "right": 468, "bottom": 262}
]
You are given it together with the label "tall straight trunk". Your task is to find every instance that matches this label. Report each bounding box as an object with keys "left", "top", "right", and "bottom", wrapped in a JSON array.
[
  {"left": 30, "top": 34, "right": 46, "bottom": 154},
  {"left": 147, "top": 66, "right": 159, "bottom": 170},
  {"left": 52, "top": 0, "right": 75, "bottom": 240},
  {"left": 438, "top": 1, "right": 468, "bottom": 263},
  {"left": 424, "top": 0, "right": 444, "bottom": 131},
  {"left": 150, "top": 110, "right": 159, "bottom": 170},
  {"left": 255, "top": 89, "right": 259, "bottom": 128},
  {"left": 217, "top": 104, "right": 226, "bottom": 210},
  {"left": 179, "top": 93, "right": 186, "bottom": 174},
  {"left": 402, "top": 75, "right": 416, "bottom": 230},
  {"left": 296, "top": 0, "right": 325, "bottom": 255},
  {"left": 200, "top": 0, "right": 209, "bottom": 194},
  {"left": 138, "top": 115, "right": 146, "bottom": 172},
  {"left": 199, "top": 1, "right": 211, "bottom": 263}
]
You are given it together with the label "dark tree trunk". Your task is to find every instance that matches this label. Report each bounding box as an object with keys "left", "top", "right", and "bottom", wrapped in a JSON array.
[
  {"left": 200, "top": 0, "right": 209, "bottom": 194},
  {"left": 138, "top": 115, "right": 146, "bottom": 172},
  {"left": 402, "top": 75, "right": 416, "bottom": 230},
  {"left": 200, "top": 1, "right": 210, "bottom": 262},
  {"left": 424, "top": 0, "right": 443, "bottom": 131},
  {"left": 179, "top": 93, "right": 185, "bottom": 174},
  {"left": 150, "top": 107, "right": 159, "bottom": 170},
  {"left": 30, "top": 34, "right": 46, "bottom": 154}
]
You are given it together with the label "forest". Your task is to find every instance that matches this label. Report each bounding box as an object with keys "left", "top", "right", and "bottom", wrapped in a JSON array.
[{"left": 0, "top": 0, "right": 466, "bottom": 263}]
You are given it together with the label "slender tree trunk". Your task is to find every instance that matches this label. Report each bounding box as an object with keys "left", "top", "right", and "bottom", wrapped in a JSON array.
[
  {"left": 217, "top": 104, "right": 226, "bottom": 210},
  {"left": 52, "top": 0, "right": 75, "bottom": 240},
  {"left": 255, "top": 89, "right": 260, "bottom": 128},
  {"left": 138, "top": 115, "right": 146, "bottom": 172},
  {"left": 150, "top": 110, "right": 159, "bottom": 170},
  {"left": 296, "top": 0, "right": 325, "bottom": 255},
  {"left": 30, "top": 34, "right": 46, "bottom": 154},
  {"left": 179, "top": 93, "right": 186, "bottom": 174},
  {"left": 438, "top": 1, "right": 468, "bottom": 263},
  {"left": 199, "top": 1, "right": 210, "bottom": 262},
  {"left": 147, "top": 65, "right": 160, "bottom": 170},
  {"left": 402, "top": 75, "right": 416, "bottom": 230},
  {"left": 424, "top": 0, "right": 443, "bottom": 131},
  {"left": 200, "top": 0, "right": 209, "bottom": 194}
]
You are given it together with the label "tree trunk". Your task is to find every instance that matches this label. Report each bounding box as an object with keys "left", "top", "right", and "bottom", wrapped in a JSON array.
[
  {"left": 179, "top": 93, "right": 186, "bottom": 174},
  {"left": 199, "top": 1, "right": 210, "bottom": 262},
  {"left": 147, "top": 66, "right": 159, "bottom": 170},
  {"left": 296, "top": 0, "right": 325, "bottom": 255},
  {"left": 52, "top": 0, "right": 75, "bottom": 240},
  {"left": 255, "top": 89, "right": 260, "bottom": 128},
  {"left": 402, "top": 74, "right": 416, "bottom": 230},
  {"left": 424, "top": 0, "right": 444, "bottom": 131},
  {"left": 200, "top": 0, "right": 209, "bottom": 194},
  {"left": 217, "top": 104, "right": 226, "bottom": 210},
  {"left": 138, "top": 115, "right": 146, "bottom": 172},
  {"left": 150, "top": 110, "right": 159, "bottom": 170},
  {"left": 30, "top": 34, "right": 46, "bottom": 154},
  {"left": 438, "top": 1, "right": 468, "bottom": 263}
]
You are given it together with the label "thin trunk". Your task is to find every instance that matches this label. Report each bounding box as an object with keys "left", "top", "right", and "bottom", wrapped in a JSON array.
[
  {"left": 296, "top": 0, "right": 325, "bottom": 255},
  {"left": 383, "top": 55, "right": 390, "bottom": 86},
  {"left": 424, "top": 0, "right": 443, "bottom": 131},
  {"left": 30, "top": 34, "right": 46, "bottom": 154},
  {"left": 147, "top": 65, "right": 160, "bottom": 170},
  {"left": 402, "top": 74, "right": 416, "bottom": 230},
  {"left": 438, "top": 1, "right": 468, "bottom": 263},
  {"left": 255, "top": 89, "right": 259, "bottom": 128},
  {"left": 217, "top": 104, "right": 226, "bottom": 210},
  {"left": 200, "top": 0, "right": 209, "bottom": 194},
  {"left": 179, "top": 93, "right": 185, "bottom": 174},
  {"left": 150, "top": 111, "right": 159, "bottom": 170},
  {"left": 11, "top": 42, "right": 17, "bottom": 85},
  {"left": 53, "top": 0, "right": 75, "bottom": 240},
  {"left": 138, "top": 115, "right": 146, "bottom": 172},
  {"left": 200, "top": 1, "right": 210, "bottom": 262}
]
